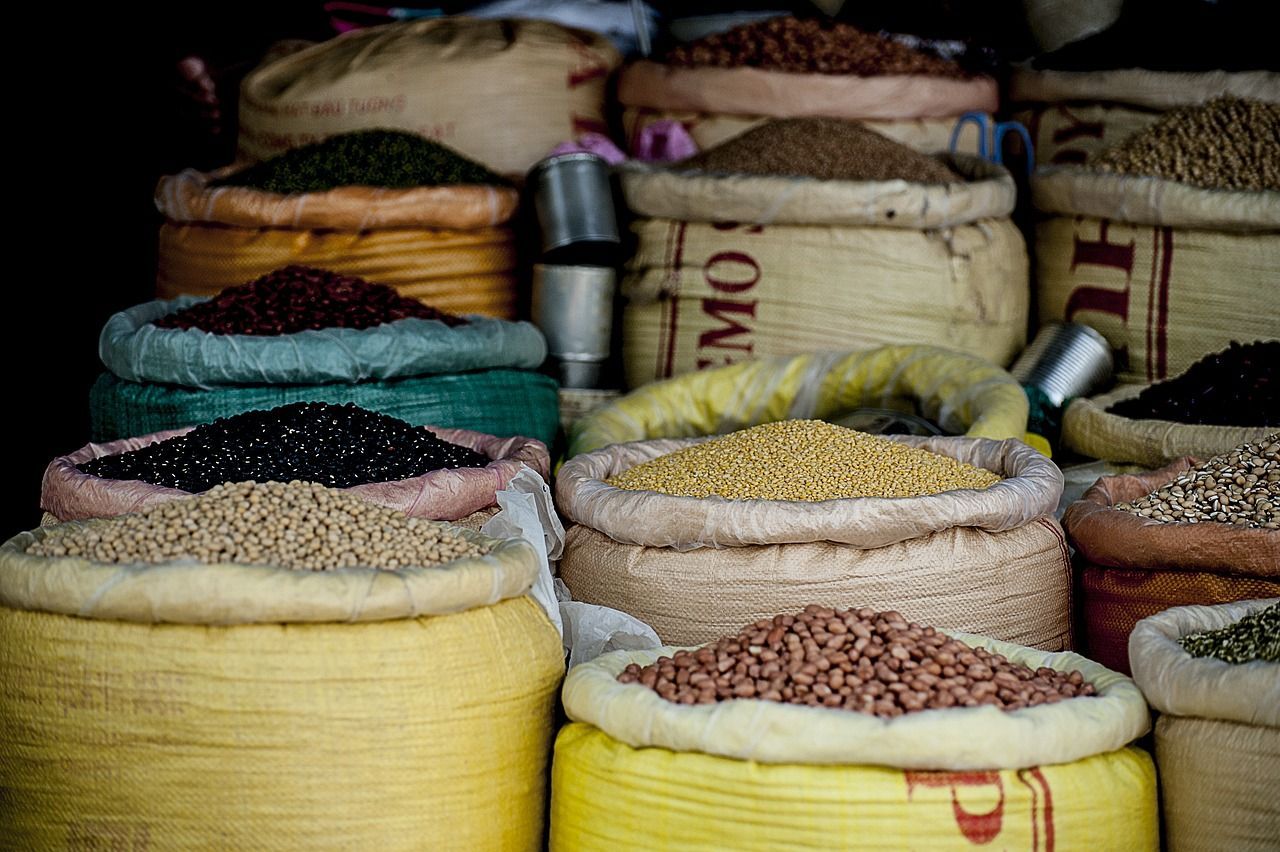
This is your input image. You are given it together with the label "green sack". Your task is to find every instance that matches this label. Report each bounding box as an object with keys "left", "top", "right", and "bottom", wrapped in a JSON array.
[
  {"left": 90, "top": 370, "right": 560, "bottom": 448},
  {"left": 100, "top": 297, "right": 547, "bottom": 389}
]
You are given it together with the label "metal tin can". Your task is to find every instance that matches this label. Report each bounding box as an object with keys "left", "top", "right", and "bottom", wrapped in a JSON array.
[
  {"left": 1011, "top": 322, "right": 1114, "bottom": 407},
  {"left": 529, "top": 153, "right": 620, "bottom": 254},
  {"left": 532, "top": 264, "right": 616, "bottom": 389}
]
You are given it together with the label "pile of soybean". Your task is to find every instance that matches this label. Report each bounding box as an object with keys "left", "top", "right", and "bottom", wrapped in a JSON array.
[
  {"left": 1107, "top": 340, "right": 1278, "bottom": 426},
  {"left": 213, "top": 129, "right": 507, "bottom": 193},
  {"left": 28, "top": 481, "right": 489, "bottom": 571},
  {"left": 680, "top": 119, "right": 962, "bottom": 184},
  {"left": 1180, "top": 603, "right": 1279, "bottom": 664},
  {"left": 78, "top": 402, "right": 489, "bottom": 492},
  {"left": 608, "top": 419, "right": 999, "bottom": 501},
  {"left": 154, "top": 266, "right": 466, "bottom": 335}
]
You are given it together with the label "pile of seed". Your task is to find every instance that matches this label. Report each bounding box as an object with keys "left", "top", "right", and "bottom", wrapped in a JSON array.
[
  {"left": 213, "top": 129, "right": 507, "bottom": 193},
  {"left": 1116, "top": 436, "right": 1280, "bottom": 529},
  {"left": 28, "top": 481, "right": 489, "bottom": 571},
  {"left": 1107, "top": 341, "right": 1278, "bottom": 426},
  {"left": 153, "top": 266, "right": 466, "bottom": 335},
  {"left": 665, "top": 17, "right": 968, "bottom": 78},
  {"left": 608, "top": 420, "right": 999, "bottom": 501},
  {"left": 680, "top": 119, "right": 962, "bottom": 183},
  {"left": 1180, "top": 603, "right": 1279, "bottom": 664},
  {"left": 1094, "top": 97, "right": 1280, "bottom": 192},
  {"left": 78, "top": 402, "right": 490, "bottom": 492},
  {"left": 618, "top": 605, "right": 1095, "bottom": 716}
]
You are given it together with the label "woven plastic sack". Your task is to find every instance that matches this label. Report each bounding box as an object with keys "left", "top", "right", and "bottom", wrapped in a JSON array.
[
  {"left": 551, "top": 637, "right": 1155, "bottom": 851},
  {"left": 88, "top": 369, "right": 560, "bottom": 448},
  {"left": 101, "top": 296, "right": 547, "bottom": 388},
  {"left": 1033, "top": 168, "right": 1280, "bottom": 385},
  {"left": 558, "top": 436, "right": 1071, "bottom": 648},
  {"left": 1062, "top": 461, "right": 1280, "bottom": 674},
  {"left": 238, "top": 18, "right": 621, "bottom": 175},
  {"left": 568, "top": 347, "right": 1030, "bottom": 457},
  {"left": 0, "top": 523, "right": 563, "bottom": 849},
  {"left": 157, "top": 222, "right": 519, "bottom": 319},
  {"left": 1062, "top": 384, "right": 1276, "bottom": 466},
  {"left": 1129, "top": 599, "right": 1279, "bottom": 851},
  {"left": 41, "top": 426, "right": 550, "bottom": 523}
]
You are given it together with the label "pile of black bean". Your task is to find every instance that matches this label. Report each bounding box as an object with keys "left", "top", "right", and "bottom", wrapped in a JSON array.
[
  {"left": 1107, "top": 340, "right": 1279, "bottom": 426},
  {"left": 79, "top": 402, "right": 490, "bottom": 492}
]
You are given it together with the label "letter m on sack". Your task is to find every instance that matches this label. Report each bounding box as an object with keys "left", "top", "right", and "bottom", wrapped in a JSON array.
[{"left": 1062, "top": 219, "right": 1136, "bottom": 365}]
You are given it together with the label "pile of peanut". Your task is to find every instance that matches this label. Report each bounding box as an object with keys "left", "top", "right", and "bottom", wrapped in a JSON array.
[
  {"left": 618, "top": 605, "right": 1095, "bottom": 717},
  {"left": 28, "top": 480, "right": 491, "bottom": 571}
]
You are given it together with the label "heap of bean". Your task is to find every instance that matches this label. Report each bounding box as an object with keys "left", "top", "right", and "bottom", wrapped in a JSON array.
[
  {"left": 78, "top": 402, "right": 489, "bottom": 492},
  {"left": 608, "top": 420, "right": 999, "bottom": 501},
  {"left": 1116, "top": 435, "right": 1280, "bottom": 529},
  {"left": 1094, "top": 96, "right": 1280, "bottom": 192},
  {"left": 1107, "top": 340, "right": 1278, "bottom": 427},
  {"left": 680, "top": 119, "right": 961, "bottom": 184},
  {"left": 153, "top": 266, "right": 466, "bottom": 335},
  {"left": 28, "top": 481, "right": 489, "bottom": 571},
  {"left": 213, "top": 129, "right": 507, "bottom": 193},
  {"left": 665, "top": 16, "right": 968, "bottom": 78},
  {"left": 1180, "top": 603, "right": 1279, "bottom": 664},
  {"left": 618, "top": 605, "right": 1095, "bottom": 716}
]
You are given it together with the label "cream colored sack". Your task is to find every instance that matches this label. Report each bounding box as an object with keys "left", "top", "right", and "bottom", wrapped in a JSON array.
[
  {"left": 1033, "top": 169, "right": 1279, "bottom": 385},
  {"left": 1062, "top": 384, "right": 1276, "bottom": 466},
  {"left": 557, "top": 436, "right": 1071, "bottom": 648},
  {"left": 1128, "top": 599, "right": 1279, "bottom": 852},
  {"left": 238, "top": 18, "right": 621, "bottom": 175}
]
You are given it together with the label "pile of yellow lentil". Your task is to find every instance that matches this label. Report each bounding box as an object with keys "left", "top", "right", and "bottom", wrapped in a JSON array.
[
  {"left": 607, "top": 420, "right": 1000, "bottom": 501},
  {"left": 28, "top": 480, "right": 490, "bottom": 571}
]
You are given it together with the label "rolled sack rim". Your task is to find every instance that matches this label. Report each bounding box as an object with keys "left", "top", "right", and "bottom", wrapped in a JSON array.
[
  {"left": 562, "top": 632, "right": 1150, "bottom": 770},
  {"left": 1008, "top": 66, "right": 1280, "bottom": 109},
  {"left": 556, "top": 435, "right": 1063, "bottom": 550}
]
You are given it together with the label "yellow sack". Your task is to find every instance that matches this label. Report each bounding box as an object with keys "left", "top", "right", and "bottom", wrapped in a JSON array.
[
  {"left": 568, "top": 347, "right": 1030, "bottom": 458},
  {"left": 552, "top": 637, "right": 1156, "bottom": 851},
  {"left": 157, "top": 222, "right": 519, "bottom": 318},
  {"left": 0, "top": 524, "right": 564, "bottom": 850}
]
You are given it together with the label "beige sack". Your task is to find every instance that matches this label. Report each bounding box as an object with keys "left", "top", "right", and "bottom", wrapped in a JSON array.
[
  {"left": 1128, "top": 599, "right": 1279, "bottom": 852},
  {"left": 1033, "top": 169, "right": 1279, "bottom": 385},
  {"left": 1063, "top": 384, "right": 1276, "bottom": 466},
  {"left": 238, "top": 18, "right": 622, "bottom": 176},
  {"left": 557, "top": 436, "right": 1071, "bottom": 648},
  {"left": 623, "top": 217, "right": 1028, "bottom": 386}
]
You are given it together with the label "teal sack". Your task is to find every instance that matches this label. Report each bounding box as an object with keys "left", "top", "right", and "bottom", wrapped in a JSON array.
[
  {"left": 99, "top": 297, "right": 548, "bottom": 389},
  {"left": 89, "top": 370, "right": 560, "bottom": 447}
]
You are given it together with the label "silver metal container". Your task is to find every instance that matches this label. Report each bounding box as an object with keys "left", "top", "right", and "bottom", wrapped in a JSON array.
[
  {"left": 529, "top": 153, "right": 620, "bottom": 254},
  {"left": 532, "top": 264, "right": 616, "bottom": 389},
  {"left": 1011, "top": 322, "right": 1114, "bottom": 407}
]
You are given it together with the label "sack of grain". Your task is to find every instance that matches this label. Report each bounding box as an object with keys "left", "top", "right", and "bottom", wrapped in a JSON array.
[
  {"left": 101, "top": 296, "right": 546, "bottom": 388},
  {"left": 1129, "top": 599, "right": 1279, "bottom": 852},
  {"left": 1062, "top": 460, "right": 1280, "bottom": 674},
  {"left": 42, "top": 426, "right": 549, "bottom": 523},
  {"left": 155, "top": 165, "right": 521, "bottom": 318},
  {"left": 0, "top": 516, "right": 563, "bottom": 849},
  {"left": 1010, "top": 68, "right": 1279, "bottom": 166},
  {"left": 620, "top": 150, "right": 1028, "bottom": 386},
  {"left": 569, "top": 347, "right": 1029, "bottom": 457},
  {"left": 558, "top": 433, "right": 1071, "bottom": 649},
  {"left": 88, "top": 369, "right": 561, "bottom": 448},
  {"left": 1032, "top": 105, "right": 1280, "bottom": 385},
  {"left": 552, "top": 628, "right": 1155, "bottom": 850}
]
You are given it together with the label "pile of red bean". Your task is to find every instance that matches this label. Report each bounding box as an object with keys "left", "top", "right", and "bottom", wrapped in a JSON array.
[
  {"left": 618, "top": 605, "right": 1095, "bottom": 717},
  {"left": 153, "top": 266, "right": 467, "bottom": 335}
]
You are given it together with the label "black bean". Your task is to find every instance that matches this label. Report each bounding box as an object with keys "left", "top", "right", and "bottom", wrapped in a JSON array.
[{"left": 1107, "top": 340, "right": 1279, "bottom": 427}]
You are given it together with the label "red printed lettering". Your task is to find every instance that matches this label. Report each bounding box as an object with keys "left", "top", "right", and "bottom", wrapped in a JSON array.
[
  {"left": 1048, "top": 106, "right": 1105, "bottom": 165},
  {"left": 1064, "top": 219, "right": 1136, "bottom": 325},
  {"left": 697, "top": 299, "right": 756, "bottom": 365},
  {"left": 905, "top": 770, "right": 1006, "bottom": 845},
  {"left": 703, "top": 251, "right": 761, "bottom": 294}
]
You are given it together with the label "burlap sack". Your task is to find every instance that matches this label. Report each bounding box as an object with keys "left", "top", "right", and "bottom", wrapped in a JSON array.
[
  {"left": 1128, "top": 599, "right": 1279, "bottom": 852},
  {"left": 558, "top": 436, "right": 1071, "bottom": 648},
  {"left": 1009, "top": 68, "right": 1280, "bottom": 166},
  {"left": 1033, "top": 168, "right": 1279, "bottom": 385},
  {"left": 238, "top": 18, "right": 621, "bottom": 176},
  {"left": 622, "top": 216, "right": 1028, "bottom": 386},
  {"left": 41, "top": 426, "right": 551, "bottom": 523},
  {"left": 1062, "top": 461, "right": 1280, "bottom": 673},
  {"left": 1062, "top": 384, "right": 1277, "bottom": 466}
]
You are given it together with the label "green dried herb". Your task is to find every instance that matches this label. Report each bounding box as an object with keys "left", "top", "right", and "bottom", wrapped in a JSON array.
[
  {"left": 214, "top": 129, "right": 508, "bottom": 193},
  {"left": 1179, "top": 603, "right": 1279, "bottom": 664}
]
